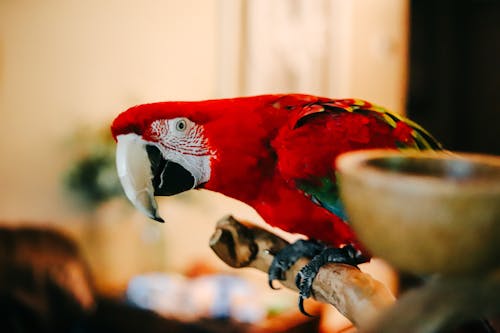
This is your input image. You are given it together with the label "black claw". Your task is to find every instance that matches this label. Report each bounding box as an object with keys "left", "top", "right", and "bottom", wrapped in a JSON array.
[
  {"left": 295, "top": 259, "right": 318, "bottom": 302},
  {"left": 268, "top": 258, "right": 288, "bottom": 289},
  {"left": 268, "top": 267, "right": 285, "bottom": 289},
  {"left": 295, "top": 271, "right": 303, "bottom": 289},
  {"left": 298, "top": 295, "right": 315, "bottom": 317},
  {"left": 268, "top": 272, "right": 282, "bottom": 290},
  {"left": 268, "top": 280, "right": 281, "bottom": 290}
]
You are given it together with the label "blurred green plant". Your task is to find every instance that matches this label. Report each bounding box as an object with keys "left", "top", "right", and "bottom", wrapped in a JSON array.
[{"left": 63, "top": 126, "right": 123, "bottom": 209}]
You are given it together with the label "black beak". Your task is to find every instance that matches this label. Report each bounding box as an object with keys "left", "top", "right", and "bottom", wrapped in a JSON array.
[{"left": 146, "top": 145, "right": 195, "bottom": 196}]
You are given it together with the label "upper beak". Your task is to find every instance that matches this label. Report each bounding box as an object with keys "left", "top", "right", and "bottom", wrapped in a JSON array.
[
  {"left": 115, "top": 133, "right": 197, "bottom": 222},
  {"left": 115, "top": 134, "right": 164, "bottom": 222}
]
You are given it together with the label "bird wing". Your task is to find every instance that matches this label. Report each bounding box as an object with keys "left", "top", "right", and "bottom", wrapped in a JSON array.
[{"left": 272, "top": 96, "right": 442, "bottom": 221}]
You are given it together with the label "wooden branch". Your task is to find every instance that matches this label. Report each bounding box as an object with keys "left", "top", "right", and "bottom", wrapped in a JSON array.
[{"left": 209, "top": 215, "right": 395, "bottom": 328}]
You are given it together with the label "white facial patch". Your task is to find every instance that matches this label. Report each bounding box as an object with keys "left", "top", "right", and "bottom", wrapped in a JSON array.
[{"left": 149, "top": 118, "right": 212, "bottom": 187}]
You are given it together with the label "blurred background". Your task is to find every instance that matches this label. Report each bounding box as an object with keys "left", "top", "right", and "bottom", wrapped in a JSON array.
[{"left": 0, "top": 0, "right": 498, "bottom": 332}]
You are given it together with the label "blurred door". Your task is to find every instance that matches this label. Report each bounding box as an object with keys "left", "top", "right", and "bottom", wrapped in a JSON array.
[{"left": 407, "top": 0, "right": 500, "bottom": 154}]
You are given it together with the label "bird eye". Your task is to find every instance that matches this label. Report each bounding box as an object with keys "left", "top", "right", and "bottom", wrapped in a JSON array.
[{"left": 176, "top": 119, "right": 187, "bottom": 132}]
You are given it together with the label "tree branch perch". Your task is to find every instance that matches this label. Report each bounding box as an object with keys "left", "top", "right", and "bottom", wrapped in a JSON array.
[{"left": 209, "top": 215, "right": 395, "bottom": 328}]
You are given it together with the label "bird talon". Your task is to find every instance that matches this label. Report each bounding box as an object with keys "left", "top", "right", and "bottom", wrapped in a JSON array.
[
  {"left": 295, "top": 271, "right": 303, "bottom": 289},
  {"left": 268, "top": 239, "right": 325, "bottom": 289},
  {"left": 268, "top": 241, "right": 366, "bottom": 316},
  {"left": 297, "top": 268, "right": 315, "bottom": 299},
  {"left": 298, "top": 295, "right": 315, "bottom": 317},
  {"left": 268, "top": 277, "right": 282, "bottom": 290},
  {"left": 293, "top": 244, "right": 367, "bottom": 316},
  {"left": 268, "top": 263, "right": 286, "bottom": 289}
]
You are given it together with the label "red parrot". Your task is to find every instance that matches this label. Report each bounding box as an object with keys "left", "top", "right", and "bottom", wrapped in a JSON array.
[{"left": 111, "top": 94, "right": 441, "bottom": 312}]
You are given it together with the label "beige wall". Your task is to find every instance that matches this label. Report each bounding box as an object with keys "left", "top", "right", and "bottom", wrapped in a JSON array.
[
  {"left": 240, "top": 0, "right": 408, "bottom": 113},
  {"left": 347, "top": 0, "right": 409, "bottom": 112},
  {"left": 0, "top": 0, "right": 217, "bottom": 222}
]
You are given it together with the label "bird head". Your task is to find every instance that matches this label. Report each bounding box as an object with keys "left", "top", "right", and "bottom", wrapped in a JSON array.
[{"left": 111, "top": 101, "right": 220, "bottom": 222}]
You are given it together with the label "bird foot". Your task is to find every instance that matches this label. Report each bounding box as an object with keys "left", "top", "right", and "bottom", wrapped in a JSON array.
[
  {"left": 268, "top": 239, "right": 325, "bottom": 289},
  {"left": 268, "top": 240, "right": 368, "bottom": 316},
  {"left": 295, "top": 245, "right": 369, "bottom": 316}
]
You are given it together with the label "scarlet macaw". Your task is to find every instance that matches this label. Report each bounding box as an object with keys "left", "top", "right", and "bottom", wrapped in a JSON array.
[{"left": 111, "top": 94, "right": 441, "bottom": 313}]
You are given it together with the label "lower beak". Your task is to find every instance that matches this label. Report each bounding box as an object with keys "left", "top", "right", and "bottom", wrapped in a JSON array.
[{"left": 115, "top": 134, "right": 196, "bottom": 222}]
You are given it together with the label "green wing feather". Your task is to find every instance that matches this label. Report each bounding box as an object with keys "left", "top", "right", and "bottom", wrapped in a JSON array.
[
  {"left": 321, "top": 99, "right": 443, "bottom": 150},
  {"left": 293, "top": 98, "right": 443, "bottom": 221}
]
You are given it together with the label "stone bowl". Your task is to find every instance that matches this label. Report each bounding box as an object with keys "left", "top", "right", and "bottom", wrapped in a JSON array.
[{"left": 337, "top": 149, "right": 500, "bottom": 275}]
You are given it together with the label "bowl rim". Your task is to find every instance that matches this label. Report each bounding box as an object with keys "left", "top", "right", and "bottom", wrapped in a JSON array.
[{"left": 336, "top": 149, "right": 500, "bottom": 193}]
